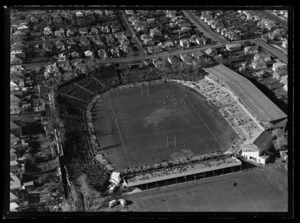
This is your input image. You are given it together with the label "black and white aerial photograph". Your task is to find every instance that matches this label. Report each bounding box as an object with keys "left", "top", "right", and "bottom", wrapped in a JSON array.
[{"left": 5, "top": 4, "right": 294, "bottom": 219}]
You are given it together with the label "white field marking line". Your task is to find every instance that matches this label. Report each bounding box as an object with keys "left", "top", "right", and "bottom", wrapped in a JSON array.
[
  {"left": 57, "top": 92, "right": 86, "bottom": 103},
  {"left": 73, "top": 83, "right": 95, "bottom": 95},
  {"left": 107, "top": 92, "right": 132, "bottom": 168},
  {"left": 244, "top": 191, "right": 259, "bottom": 211},
  {"left": 118, "top": 110, "right": 198, "bottom": 123},
  {"left": 109, "top": 99, "right": 189, "bottom": 114},
  {"left": 90, "top": 75, "right": 106, "bottom": 88},
  {"left": 179, "top": 87, "right": 223, "bottom": 150},
  {"left": 204, "top": 194, "right": 215, "bottom": 212}
]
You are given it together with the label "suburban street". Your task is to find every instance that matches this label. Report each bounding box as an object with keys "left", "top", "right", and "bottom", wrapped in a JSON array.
[
  {"left": 183, "top": 10, "right": 228, "bottom": 44},
  {"left": 120, "top": 11, "right": 147, "bottom": 56},
  {"left": 253, "top": 39, "right": 287, "bottom": 63},
  {"left": 260, "top": 10, "right": 287, "bottom": 29}
]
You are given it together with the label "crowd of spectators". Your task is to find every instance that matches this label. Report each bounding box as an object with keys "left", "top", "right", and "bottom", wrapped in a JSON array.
[
  {"left": 122, "top": 152, "right": 235, "bottom": 184},
  {"left": 178, "top": 76, "right": 263, "bottom": 144},
  {"left": 119, "top": 67, "right": 162, "bottom": 84}
]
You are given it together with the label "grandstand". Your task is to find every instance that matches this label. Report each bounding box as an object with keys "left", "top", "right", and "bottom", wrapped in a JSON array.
[{"left": 203, "top": 64, "right": 287, "bottom": 123}]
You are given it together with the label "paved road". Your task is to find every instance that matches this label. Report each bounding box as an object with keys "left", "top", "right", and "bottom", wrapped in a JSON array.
[
  {"left": 253, "top": 39, "right": 288, "bottom": 63},
  {"left": 123, "top": 165, "right": 287, "bottom": 212},
  {"left": 17, "top": 38, "right": 287, "bottom": 67},
  {"left": 260, "top": 10, "right": 287, "bottom": 29},
  {"left": 183, "top": 10, "right": 228, "bottom": 44},
  {"left": 120, "top": 12, "right": 147, "bottom": 56}
]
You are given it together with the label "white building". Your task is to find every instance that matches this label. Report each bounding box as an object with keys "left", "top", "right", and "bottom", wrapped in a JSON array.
[
  {"left": 226, "top": 43, "right": 241, "bottom": 51},
  {"left": 241, "top": 131, "right": 273, "bottom": 165},
  {"left": 110, "top": 172, "right": 121, "bottom": 185}
]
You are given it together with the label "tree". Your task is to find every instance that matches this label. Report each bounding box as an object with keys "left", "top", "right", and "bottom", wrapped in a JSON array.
[
  {"left": 274, "top": 135, "right": 287, "bottom": 151},
  {"left": 76, "top": 174, "right": 101, "bottom": 211}
]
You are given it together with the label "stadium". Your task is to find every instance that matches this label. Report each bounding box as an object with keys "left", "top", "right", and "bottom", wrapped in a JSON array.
[{"left": 54, "top": 64, "right": 286, "bottom": 192}]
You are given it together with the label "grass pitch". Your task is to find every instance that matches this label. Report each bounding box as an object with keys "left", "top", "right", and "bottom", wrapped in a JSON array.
[{"left": 92, "top": 82, "right": 238, "bottom": 171}]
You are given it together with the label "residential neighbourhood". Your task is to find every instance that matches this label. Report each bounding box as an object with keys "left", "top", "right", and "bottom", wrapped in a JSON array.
[{"left": 8, "top": 7, "right": 291, "bottom": 216}]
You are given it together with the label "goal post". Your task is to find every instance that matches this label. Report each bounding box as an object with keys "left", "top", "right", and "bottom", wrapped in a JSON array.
[{"left": 166, "top": 134, "right": 177, "bottom": 147}]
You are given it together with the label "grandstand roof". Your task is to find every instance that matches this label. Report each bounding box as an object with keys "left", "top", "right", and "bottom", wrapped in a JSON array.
[
  {"left": 203, "top": 64, "right": 287, "bottom": 122},
  {"left": 252, "top": 131, "right": 273, "bottom": 153}
]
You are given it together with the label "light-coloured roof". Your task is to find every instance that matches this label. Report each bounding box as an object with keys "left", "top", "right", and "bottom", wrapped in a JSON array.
[
  {"left": 126, "top": 157, "right": 241, "bottom": 187},
  {"left": 203, "top": 65, "right": 287, "bottom": 122}
]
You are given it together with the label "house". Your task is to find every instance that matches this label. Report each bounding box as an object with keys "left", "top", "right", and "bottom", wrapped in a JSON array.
[
  {"left": 43, "top": 42, "right": 53, "bottom": 51},
  {"left": 251, "top": 60, "right": 267, "bottom": 70},
  {"left": 101, "top": 26, "right": 110, "bottom": 33},
  {"left": 111, "top": 26, "right": 120, "bottom": 33},
  {"left": 94, "top": 10, "right": 103, "bottom": 17},
  {"left": 105, "top": 35, "right": 115, "bottom": 45},
  {"left": 110, "top": 172, "right": 121, "bottom": 185},
  {"left": 10, "top": 192, "right": 18, "bottom": 203},
  {"left": 205, "top": 48, "right": 217, "bottom": 56},
  {"left": 74, "top": 61, "right": 87, "bottom": 74},
  {"left": 152, "top": 58, "right": 165, "bottom": 70},
  {"left": 226, "top": 43, "right": 241, "bottom": 51},
  {"left": 168, "top": 55, "right": 181, "bottom": 65},
  {"left": 11, "top": 50, "right": 25, "bottom": 59},
  {"left": 280, "top": 75, "right": 288, "bottom": 91},
  {"left": 23, "top": 181, "right": 34, "bottom": 190},
  {"left": 196, "top": 37, "right": 207, "bottom": 45},
  {"left": 254, "top": 53, "right": 271, "bottom": 62},
  {"left": 65, "top": 38, "right": 76, "bottom": 47},
  {"left": 10, "top": 202, "right": 20, "bottom": 212},
  {"left": 282, "top": 40, "right": 288, "bottom": 49},
  {"left": 10, "top": 134, "right": 19, "bottom": 148},
  {"left": 272, "top": 62, "right": 287, "bottom": 72},
  {"left": 149, "top": 27, "right": 162, "bottom": 38},
  {"left": 84, "top": 50, "right": 94, "bottom": 58},
  {"left": 11, "top": 149, "right": 18, "bottom": 161},
  {"left": 80, "top": 38, "right": 90, "bottom": 47},
  {"left": 12, "top": 41, "right": 26, "bottom": 49},
  {"left": 66, "top": 28, "right": 76, "bottom": 37},
  {"left": 125, "top": 10, "right": 135, "bottom": 15},
  {"left": 58, "top": 61, "right": 73, "bottom": 72},
  {"left": 191, "top": 51, "right": 204, "bottom": 60},
  {"left": 11, "top": 65, "right": 25, "bottom": 75},
  {"left": 11, "top": 104, "right": 21, "bottom": 115},
  {"left": 79, "top": 27, "right": 88, "bottom": 36},
  {"left": 11, "top": 160, "right": 22, "bottom": 175},
  {"left": 147, "top": 18, "right": 155, "bottom": 24},
  {"left": 148, "top": 46, "right": 163, "bottom": 53},
  {"left": 179, "top": 39, "right": 190, "bottom": 48},
  {"left": 97, "top": 49, "right": 108, "bottom": 59},
  {"left": 180, "top": 53, "right": 196, "bottom": 65},
  {"left": 44, "top": 26, "right": 52, "bottom": 35},
  {"left": 11, "top": 56, "right": 23, "bottom": 65},
  {"left": 143, "top": 38, "right": 154, "bottom": 46},
  {"left": 105, "top": 10, "right": 114, "bottom": 16},
  {"left": 76, "top": 11, "right": 84, "bottom": 18},
  {"left": 252, "top": 70, "right": 265, "bottom": 79},
  {"left": 17, "top": 24, "right": 29, "bottom": 33},
  {"left": 163, "top": 40, "right": 174, "bottom": 48},
  {"left": 93, "top": 38, "right": 105, "bottom": 47},
  {"left": 71, "top": 51, "right": 80, "bottom": 59},
  {"left": 58, "top": 53, "right": 67, "bottom": 62},
  {"left": 11, "top": 94, "right": 21, "bottom": 105},
  {"left": 64, "top": 12, "right": 74, "bottom": 20},
  {"left": 10, "top": 172, "right": 21, "bottom": 191},
  {"left": 85, "top": 10, "right": 94, "bottom": 17},
  {"left": 55, "top": 40, "right": 65, "bottom": 50},
  {"left": 241, "top": 131, "right": 273, "bottom": 164},
  {"left": 89, "top": 27, "right": 99, "bottom": 35},
  {"left": 273, "top": 67, "right": 287, "bottom": 80},
  {"left": 54, "top": 28, "right": 65, "bottom": 37},
  {"left": 260, "top": 19, "right": 276, "bottom": 31},
  {"left": 244, "top": 45, "right": 258, "bottom": 54}
]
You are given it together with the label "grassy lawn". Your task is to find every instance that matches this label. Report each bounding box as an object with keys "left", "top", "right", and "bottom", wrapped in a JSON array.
[{"left": 92, "top": 82, "right": 238, "bottom": 171}]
